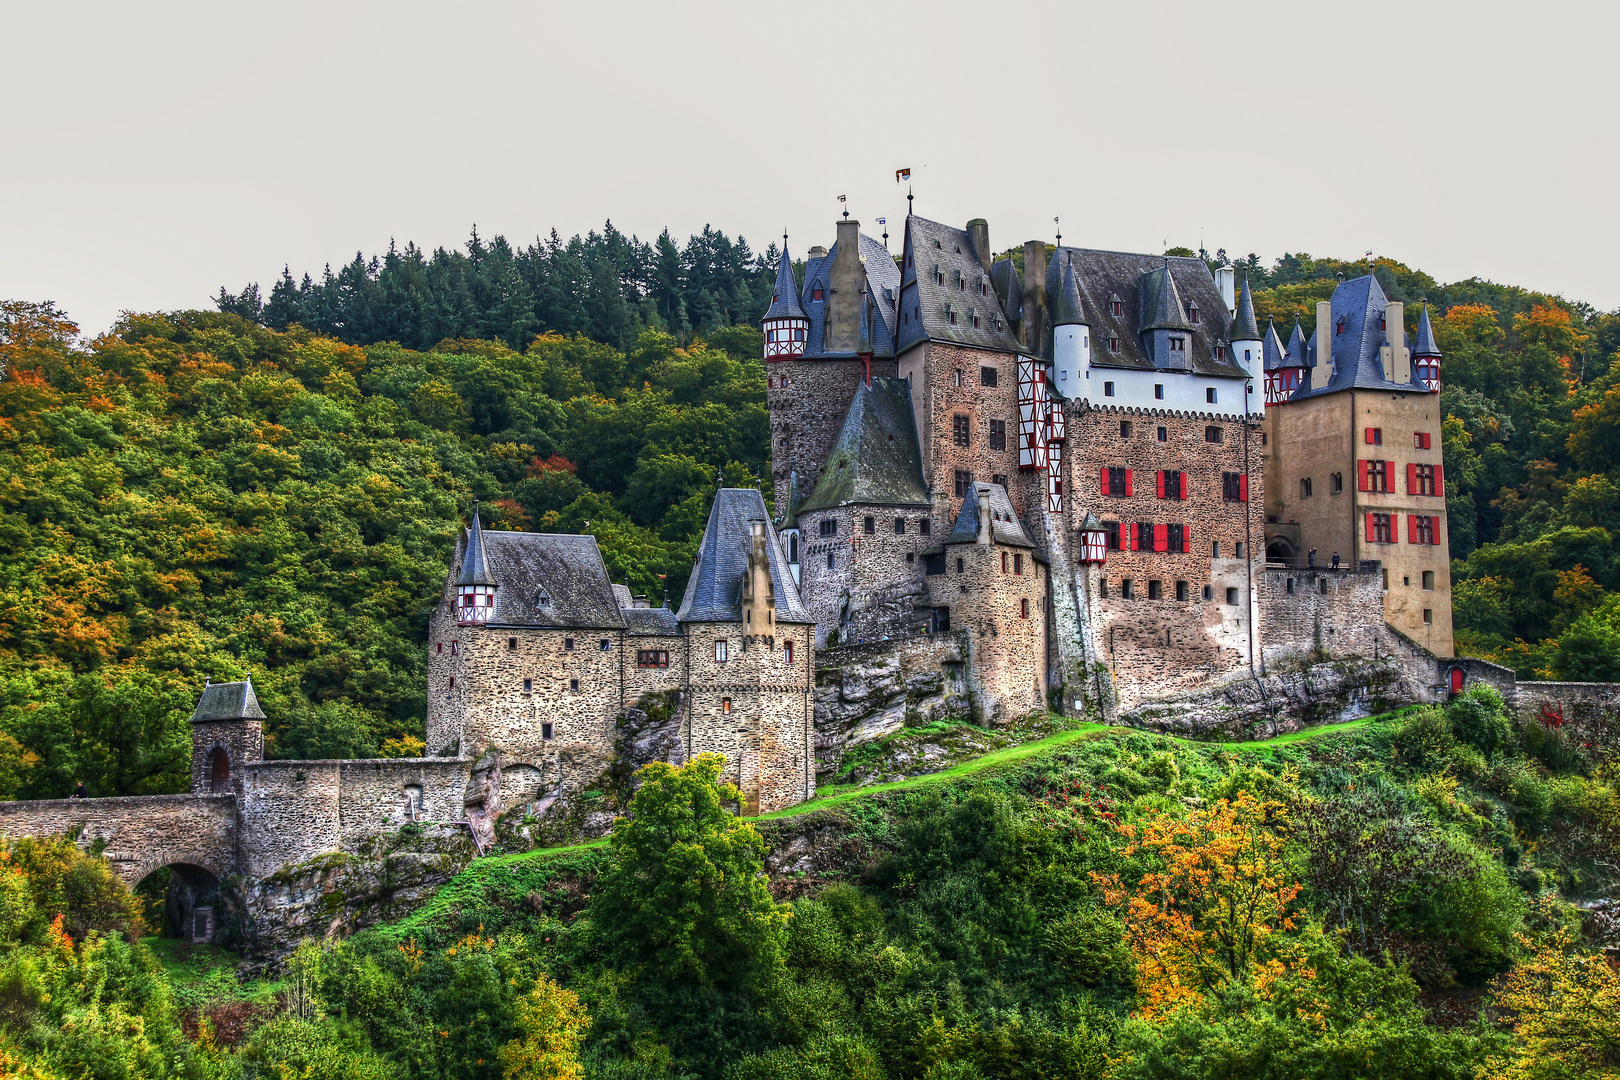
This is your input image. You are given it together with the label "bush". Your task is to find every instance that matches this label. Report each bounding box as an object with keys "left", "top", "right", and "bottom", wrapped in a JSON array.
[
  {"left": 1448, "top": 685, "right": 1512, "bottom": 758},
  {"left": 1042, "top": 908, "right": 1132, "bottom": 986},
  {"left": 1506, "top": 767, "right": 1554, "bottom": 820},
  {"left": 1518, "top": 720, "right": 1590, "bottom": 774},
  {"left": 1389, "top": 708, "right": 1456, "bottom": 771}
]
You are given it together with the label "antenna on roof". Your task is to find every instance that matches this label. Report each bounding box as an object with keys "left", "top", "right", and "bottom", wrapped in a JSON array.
[{"left": 1054, "top": 215, "right": 1061, "bottom": 245}]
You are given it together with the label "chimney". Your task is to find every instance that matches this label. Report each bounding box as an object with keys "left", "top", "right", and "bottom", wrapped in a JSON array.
[
  {"left": 1214, "top": 267, "right": 1236, "bottom": 316},
  {"left": 826, "top": 219, "right": 863, "bottom": 353},
  {"left": 808, "top": 245, "right": 827, "bottom": 259},
  {"left": 976, "top": 487, "right": 993, "bottom": 545},
  {"left": 1384, "top": 301, "right": 1408, "bottom": 383},
  {"left": 1314, "top": 300, "right": 1332, "bottom": 383},
  {"left": 967, "top": 219, "right": 991, "bottom": 271},
  {"left": 741, "top": 519, "right": 775, "bottom": 638},
  {"left": 1021, "top": 241, "right": 1048, "bottom": 353}
]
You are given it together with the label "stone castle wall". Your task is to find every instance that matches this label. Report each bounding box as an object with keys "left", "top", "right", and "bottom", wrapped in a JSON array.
[
  {"left": 1447, "top": 659, "right": 1620, "bottom": 762},
  {"left": 1258, "top": 563, "right": 1387, "bottom": 666},
  {"left": 927, "top": 540, "right": 1047, "bottom": 724},
  {"left": 795, "top": 503, "right": 936, "bottom": 645},
  {"left": 897, "top": 342, "right": 1026, "bottom": 526},
  {"left": 0, "top": 793, "right": 237, "bottom": 885},
  {"left": 768, "top": 357, "right": 896, "bottom": 519}
]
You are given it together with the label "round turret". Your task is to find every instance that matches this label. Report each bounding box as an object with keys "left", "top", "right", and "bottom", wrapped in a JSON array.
[
  {"left": 455, "top": 508, "right": 497, "bottom": 625},
  {"left": 762, "top": 238, "right": 809, "bottom": 360}
]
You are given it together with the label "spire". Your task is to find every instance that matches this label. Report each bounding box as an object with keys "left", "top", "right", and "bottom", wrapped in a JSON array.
[
  {"left": 457, "top": 504, "right": 494, "bottom": 586},
  {"left": 1142, "top": 263, "right": 1192, "bottom": 332},
  {"left": 1228, "top": 274, "right": 1261, "bottom": 343},
  {"left": 1413, "top": 301, "right": 1441, "bottom": 357},
  {"left": 1050, "top": 255, "right": 1087, "bottom": 327},
  {"left": 1262, "top": 319, "right": 1286, "bottom": 371},
  {"left": 762, "top": 240, "right": 806, "bottom": 321},
  {"left": 1285, "top": 317, "right": 1309, "bottom": 367}
]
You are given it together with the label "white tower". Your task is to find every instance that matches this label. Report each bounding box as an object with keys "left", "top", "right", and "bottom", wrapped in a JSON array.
[{"left": 1227, "top": 275, "right": 1263, "bottom": 381}]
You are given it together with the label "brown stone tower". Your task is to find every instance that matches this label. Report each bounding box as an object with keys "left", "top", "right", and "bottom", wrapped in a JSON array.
[{"left": 189, "top": 679, "right": 265, "bottom": 795}]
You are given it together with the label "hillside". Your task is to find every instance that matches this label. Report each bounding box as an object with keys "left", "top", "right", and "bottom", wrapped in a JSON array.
[
  {"left": 0, "top": 227, "right": 1617, "bottom": 799},
  {"left": 3, "top": 689, "right": 1617, "bottom": 1079}
]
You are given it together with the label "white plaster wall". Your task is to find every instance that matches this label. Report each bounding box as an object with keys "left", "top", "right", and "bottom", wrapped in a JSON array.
[{"left": 1065, "top": 363, "right": 1257, "bottom": 417}]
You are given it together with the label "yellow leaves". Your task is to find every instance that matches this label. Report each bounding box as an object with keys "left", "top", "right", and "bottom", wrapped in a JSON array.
[
  {"left": 1477, "top": 930, "right": 1620, "bottom": 1080},
  {"left": 397, "top": 938, "right": 424, "bottom": 973},
  {"left": 1439, "top": 303, "right": 1506, "bottom": 350},
  {"left": 1094, "top": 791, "right": 1304, "bottom": 1021},
  {"left": 497, "top": 973, "right": 590, "bottom": 1080}
]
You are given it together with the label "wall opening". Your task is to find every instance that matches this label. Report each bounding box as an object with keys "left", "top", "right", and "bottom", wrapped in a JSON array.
[
  {"left": 134, "top": 863, "right": 227, "bottom": 947},
  {"left": 207, "top": 747, "right": 230, "bottom": 793}
]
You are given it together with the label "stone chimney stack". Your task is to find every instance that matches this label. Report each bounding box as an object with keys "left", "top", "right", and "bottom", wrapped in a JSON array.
[
  {"left": 967, "top": 219, "right": 991, "bottom": 271},
  {"left": 976, "top": 488, "right": 993, "bottom": 545},
  {"left": 826, "top": 218, "right": 863, "bottom": 353},
  {"left": 741, "top": 518, "right": 776, "bottom": 640},
  {"left": 1384, "top": 301, "right": 1409, "bottom": 383},
  {"left": 1313, "top": 300, "right": 1333, "bottom": 385},
  {"left": 1021, "top": 241, "right": 1048, "bottom": 353}
]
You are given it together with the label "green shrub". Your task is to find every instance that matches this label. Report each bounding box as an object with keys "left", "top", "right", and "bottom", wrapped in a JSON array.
[
  {"left": 1447, "top": 685, "right": 1512, "bottom": 758},
  {"left": 1517, "top": 720, "right": 1591, "bottom": 774},
  {"left": 1389, "top": 707, "right": 1456, "bottom": 771},
  {"left": 1042, "top": 907, "right": 1132, "bottom": 986},
  {"left": 1506, "top": 768, "right": 1554, "bottom": 820}
]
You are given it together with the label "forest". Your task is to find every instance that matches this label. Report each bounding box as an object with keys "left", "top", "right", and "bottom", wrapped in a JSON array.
[
  {"left": 0, "top": 220, "right": 1615, "bottom": 790},
  {"left": 2, "top": 690, "right": 1618, "bottom": 1079}
]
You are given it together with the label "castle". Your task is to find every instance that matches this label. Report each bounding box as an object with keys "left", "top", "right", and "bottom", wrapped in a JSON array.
[{"left": 0, "top": 208, "right": 1481, "bottom": 953}]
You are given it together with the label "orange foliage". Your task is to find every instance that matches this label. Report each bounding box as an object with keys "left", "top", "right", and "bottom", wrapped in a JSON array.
[
  {"left": 1093, "top": 791, "right": 1302, "bottom": 1019},
  {"left": 1439, "top": 303, "right": 1505, "bottom": 349},
  {"left": 528, "top": 454, "right": 578, "bottom": 477}
]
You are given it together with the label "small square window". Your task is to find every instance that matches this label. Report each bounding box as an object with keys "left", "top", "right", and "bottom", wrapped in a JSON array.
[
  {"left": 894, "top": 518, "right": 905, "bottom": 534},
  {"left": 564, "top": 637, "right": 575, "bottom": 651},
  {"left": 1157, "top": 426, "right": 1167, "bottom": 442},
  {"left": 569, "top": 678, "right": 580, "bottom": 691},
  {"left": 1423, "top": 608, "right": 1433, "bottom": 625},
  {"left": 906, "top": 552, "right": 915, "bottom": 563},
  {"left": 508, "top": 637, "right": 518, "bottom": 650},
  {"left": 1104, "top": 381, "right": 1115, "bottom": 396},
  {"left": 992, "top": 473, "right": 1008, "bottom": 489},
  {"left": 1154, "top": 384, "right": 1165, "bottom": 400},
  {"left": 1206, "top": 388, "right": 1218, "bottom": 404},
  {"left": 1205, "top": 426, "right": 1223, "bottom": 443},
  {"left": 1423, "top": 570, "right": 1435, "bottom": 590},
  {"left": 1119, "top": 420, "right": 1132, "bottom": 438},
  {"left": 1147, "top": 580, "right": 1162, "bottom": 600},
  {"left": 1202, "top": 585, "right": 1213, "bottom": 601},
  {"left": 523, "top": 678, "right": 532, "bottom": 692},
  {"left": 1226, "top": 587, "right": 1239, "bottom": 605},
  {"left": 864, "top": 516, "right": 875, "bottom": 534},
  {"left": 980, "top": 366, "right": 998, "bottom": 386},
  {"left": 542, "top": 722, "right": 553, "bottom": 739}
]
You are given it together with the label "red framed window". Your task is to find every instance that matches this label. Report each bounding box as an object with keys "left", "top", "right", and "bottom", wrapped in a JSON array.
[
  {"left": 1365, "top": 512, "right": 1395, "bottom": 543},
  {"left": 1408, "top": 514, "right": 1440, "bottom": 545},
  {"left": 1415, "top": 431, "right": 1432, "bottom": 449},
  {"left": 1365, "top": 427, "right": 1382, "bottom": 445},
  {"left": 1358, "top": 460, "right": 1393, "bottom": 493},
  {"left": 1104, "top": 467, "right": 1132, "bottom": 497}
]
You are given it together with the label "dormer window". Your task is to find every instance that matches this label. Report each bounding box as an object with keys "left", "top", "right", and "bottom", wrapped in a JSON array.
[
  {"left": 1379, "top": 315, "right": 1387, "bottom": 331},
  {"left": 934, "top": 268, "right": 944, "bottom": 286},
  {"left": 979, "top": 281, "right": 988, "bottom": 296},
  {"left": 1169, "top": 337, "right": 1186, "bottom": 351},
  {"left": 1215, "top": 345, "right": 1225, "bottom": 360},
  {"left": 972, "top": 315, "right": 981, "bottom": 328},
  {"left": 1110, "top": 294, "right": 1123, "bottom": 317},
  {"left": 1336, "top": 317, "right": 1347, "bottom": 335},
  {"left": 1189, "top": 304, "right": 1200, "bottom": 324},
  {"left": 811, "top": 288, "right": 823, "bottom": 301},
  {"left": 1108, "top": 335, "right": 1120, "bottom": 353},
  {"left": 948, "top": 310, "right": 957, "bottom": 325}
]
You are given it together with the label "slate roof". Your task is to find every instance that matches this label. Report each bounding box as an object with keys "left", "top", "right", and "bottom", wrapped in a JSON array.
[
  {"left": 451, "top": 530, "right": 626, "bottom": 629},
  {"left": 1228, "top": 276, "right": 1261, "bottom": 342},
  {"left": 799, "top": 377, "right": 931, "bottom": 513},
  {"left": 990, "top": 258, "right": 1023, "bottom": 326},
  {"left": 191, "top": 679, "right": 266, "bottom": 722},
  {"left": 763, "top": 245, "right": 806, "bottom": 321},
  {"left": 1262, "top": 320, "right": 1286, "bottom": 372},
  {"left": 1047, "top": 247, "right": 1250, "bottom": 379},
  {"left": 1297, "top": 274, "right": 1425, "bottom": 398},
  {"left": 1284, "top": 319, "right": 1309, "bottom": 368},
  {"left": 897, "top": 216, "right": 1023, "bottom": 354},
  {"left": 800, "top": 233, "right": 899, "bottom": 357},
  {"left": 457, "top": 512, "right": 494, "bottom": 586},
  {"left": 1050, "top": 254, "right": 1087, "bottom": 327},
  {"left": 1142, "top": 263, "right": 1194, "bottom": 333},
  {"left": 944, "top": 481, "right": 1035, "bottom": 548},
  {"left": 1413, "top": 303, "right": 1441, "bottom": 356},
  {"left": 677, "top": 488, "right": 810, "bottom": 623},
  {"left": 611, "top": 583, "right": 633, "bottom": 608},
  {"left": 622, "top": 607, "right": 681, "bottom": 636}
]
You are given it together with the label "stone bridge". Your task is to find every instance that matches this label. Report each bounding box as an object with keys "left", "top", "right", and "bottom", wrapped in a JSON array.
[{"left": 0, "top": 793, "right": 238, "bottom": 886}]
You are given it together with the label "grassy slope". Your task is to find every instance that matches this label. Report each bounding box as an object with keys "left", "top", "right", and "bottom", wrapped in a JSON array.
[{"left": 382, "top": 714, "right": 1401, "bottom": 939}]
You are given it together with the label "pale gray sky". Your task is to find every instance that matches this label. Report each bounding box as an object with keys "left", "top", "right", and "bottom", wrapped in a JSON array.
[{"left": 4, "top": 0, "right": 1615, "bottom": 336}]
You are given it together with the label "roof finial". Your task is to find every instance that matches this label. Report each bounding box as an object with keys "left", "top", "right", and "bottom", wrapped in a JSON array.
[
  {"left": 1054, "top": 214, "right": 1061, "bottom": 245},
  {"left": 907, "top": 185, "right": 914, "bottom": 214}
]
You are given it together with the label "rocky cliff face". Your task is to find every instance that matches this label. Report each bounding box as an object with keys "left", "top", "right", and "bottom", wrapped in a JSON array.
[{"left": 814, "top": 634, "right": 972, "bottom": 780}]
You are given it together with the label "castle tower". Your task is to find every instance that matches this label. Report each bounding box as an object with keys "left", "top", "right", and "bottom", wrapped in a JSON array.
[
  {"left": 762, "top": 240, "right": 809, "bottom": 360},
  {"left": 1050, "top": 254, "right": 1090, "bottom": 396},
  {"left": 1227, "top": 276, "right": 1263, "bottom": 379},
  {"left": 455, "top": 508, "right": 496, "bottom": 625},
  {"left": 677, "top": 488, "right": 815, "bottom": 814},
  {"left": 1412, "top": 302, "right": 1442, "bottom": 392},
  {"left": 189, "top": 679, "right": 265, "bottom": 795}
]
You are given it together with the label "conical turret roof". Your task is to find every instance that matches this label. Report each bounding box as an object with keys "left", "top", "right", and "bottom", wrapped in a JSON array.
[
  {"left": 762, "top": 243, "right": 806, "bottom": 321},
  {"left": 457, "top": 507, "right": 494, "bottom": 586},
  {"left": 1051, "top": 255, "right": 1087, "bottom": 327},
  {"left": 1262, "top": 319, "right": 1286, "bottom": 372},
  {"left": 1413, "top": 302, "right": 1441, "bottom": 357},
  {"left": 1141, "top": 263, "right": 1193, "bottom": 332},
  {"left": 1284, "top": 318, "right": 1308, "bottom": 367},
  {"left": 1228, "top": 275, "right": 1261, "bottom": 342}
]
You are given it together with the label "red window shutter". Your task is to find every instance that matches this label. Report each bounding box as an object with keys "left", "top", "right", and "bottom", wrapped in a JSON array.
[
  {"left": 1154, "top": 523, "right": 1167, "bottom": 552},
  {"left": 1358, "top": 460, "right": 1369, "bottom": 491},
  {"left": 1125, "top": 469, "right": 1134, "bottom": 496},
  {"left": 1101, "top": 466, "right": 1109, "bottom": 495},
  {"left": 1408, "top": 515, "right": 1418, "bottom": 544},
  {"left": 1422, "top": 432, "right": 1432, "bottom": 449},
  {"left": 1156, "top": 471, "right": 1166, "bottom": 499},
  {"left": 1432, "top": 517, "right": 1443, "bottom": 546},
  {"left": 1365, "top": 512, "right": 1375, "bottom": 542},
  {"left": 1434, "top": 464, "right": 1443, "bottom": 493},
  {"left": 1239, "top": 474, "right": 1249, "bottom": 502},
  {"left": 1407, "top": 463, "right": 1417, "bottom": 494},
  {"left": 1365, "top": 427, "right": 1374, "bottom": 444},
  {"left": 1180, "top": 472, "right": 1188, "bottom": 500},
  {"left": 1129, "top": 523, "right": 1138, "bottom": 551}
]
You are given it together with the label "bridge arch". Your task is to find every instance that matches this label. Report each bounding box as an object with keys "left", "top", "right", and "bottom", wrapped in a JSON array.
[{"left": 133, "top": 859, "right": 228, "bottom": 946}]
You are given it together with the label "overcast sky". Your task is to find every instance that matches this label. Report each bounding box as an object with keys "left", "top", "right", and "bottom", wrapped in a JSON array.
[{"left": 4, "top": 0, "right": 1616, "bottom": 336}]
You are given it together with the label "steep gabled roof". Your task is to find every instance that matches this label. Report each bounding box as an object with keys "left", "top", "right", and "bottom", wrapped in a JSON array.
[
  {"left": 1262, "top": 320, "right": 1287, "bottom": 372},
  {"left": 990, "top": 258, "right": 1023, "bottom": 326},
  {"left": 896, "top": 216, "right": 1022, "bottom": 354},
  {"left": 451, "top": 530, "right": 626, "bottom": 629},
  {"left": 1284, "top": 318, "right": 1309, "bottom": 368},
  {"left": 191, "top": 679, "right": 266, "bottom": 722},
  {"left": 798, "top": 378, "right": 930, "bottom": 513},
  {"left": 1046, "top": 248, "right": 1248, "bottom": 379},
  {"left": 457, "top": 510, "right": 494, "bottom": 586},
  {"left": 944, "top": 481, "right": 1034, "bottom": 548},
  {"left": 1297, "top": 274, "right": 1424, "bottom": 398},
  {"left": 677, "top": 488, "right": 810, "bottom": 623},
  {"left": 1141, "top": 263, "right": 1194, "bottom": 333},
  {"left": 1413, "top": 302, "right": 1441, "bottom": 357},
  {"left": 763, "top": 244, "right": 806, "bottom": 321},
  {"left": 1228, "top": 276, "right": 1261, "bottom": 342}
]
